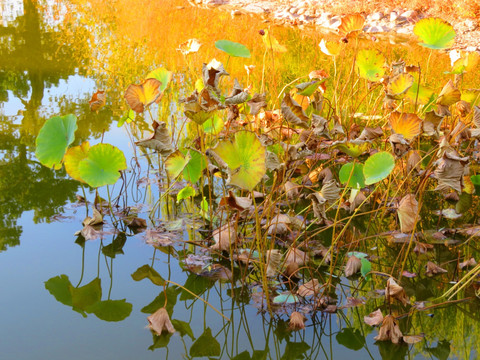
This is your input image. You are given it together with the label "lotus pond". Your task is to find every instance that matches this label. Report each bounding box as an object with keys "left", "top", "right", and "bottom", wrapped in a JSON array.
[{"left": 2, "top": 0, "right": 480, "bottom": 359}]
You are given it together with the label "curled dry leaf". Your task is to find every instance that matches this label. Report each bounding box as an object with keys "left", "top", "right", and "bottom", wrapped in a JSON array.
[
  {"left": 350, "top": 190, "right": 367, "bottom": 213},
  {"left": 219, "top": 190, "right": 252, "bottom": 212},
  {"left": 389, "top": 133, "right": 410, "bottom": 158},
  {"left": 473, "top": 106, "right": 480, "bottom": 128},
  {"left": 386, "top": 277, "right": 409, "bottom": 306},
  {"left": 135, "top": 121, "right": 174, "bottom": 157},
  {"left": 364, "top": 309, "right": 384, "bottom": 326},
  {"left": 202, "top": 59, "right": 229, "bottom": 95},
  {"left": 308, "top": 193, "right": 328, "bottom": 224},
  {"left": 318, "top": 179, "right": 340, "bottom": 202},
  {"left": 225, "top": 79, "right": 249, "bottom": 105},
  {"left": 289, "top": 311, "right": 306, "bottom": 331},
  {"left": 284, "top": 262, "right": 300, "bottom": 278},
  {"left": 147, "top": 307, "right": 175, "bottom": 336},
  {"left": 211, "top": 223, "right": 238, "bottom": 251},
  {"left": 356, "top": 126, "right": 383, "bottom": 141},
  {"left": 413, "top": 241, "right": 434, "bottom": 254},
  {"left": 284, "top": 181, "right": 300, "bottom": 201},
  {"left": 374, "top": 315, "right": 403, "bottom": 344},
  {"left": 345, "top": 255, "right": 362, "bottom": 277},
  {"left": 281, "top": 93, "right": 309, "bottom": 129},
  {"left": 403, "top": 334, "right": 424, "bottom": 344},
  {"left": 125, "top": 78, "right": 162, "bottom": 113},
  {"left": 407, "top": 151, "right": 422, "bottom": 175},
  {"left": 397, "top": 194, "right": 420, "bottom": 233},
  {"left": 89, "top": 90, "right": 106, "bottom": 112},
  {"left": 459, "top": 257, "right": 477, "bottom": 270},
  {"left": 83, "top": 207, "right": 103, "bottom": 226},
  {"left": 285, "top": 247, "right": 309, "bottom": 267},
  {"left": 434, "top": 153, "right": 469, "bottom": 194},
  {"left": 425, "top": 261, "right": 448, "bottom": 276},
  {"left": 264, "top": 214, "right": 291, "bottom": 236},
  {"left": 266, "top": 249, "right": 283, "bottom": 277},
  {"left": 297, "top": 279, "right": 320, "bottom": 297},
  {"left": 437, "top": 80, "right": 461, "bottom": 106},
  {"left": 247, "top": 93, "right": 267, "bottom": 116}
]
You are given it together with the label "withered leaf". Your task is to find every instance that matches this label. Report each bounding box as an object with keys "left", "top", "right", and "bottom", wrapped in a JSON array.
[
  {"left": 345, "top": 255, "right": 362, "bottom": 277},
  {"left": 135, "top": 121, "right": 174, "bottom": 157},
  {"left": 225, "top": 79, "right": 249, "bottom": 105},
  {"left": 397, "top": 194, "right": 419, "bottom": 233},
  {"left": 356, "top": 126, "right": 383, "bottom": 141},
  {"left": 124, "top": 78, "right": 162, "bottom": 113},
  {"left": 413, "top": 241, "right": 434, "bottom": 254},
  {"left": 389, "top": 133, "right": 410, "bottom": 158},
  {"left": 219, "top": 190, "right": 252, "bottom": 212},
  {"left": 425, "top": 261, "right": 448, "bottom": 276},
  {"left": 297, "top": 279, "right": 320, "bottom": 297},
  {"left": 285, "top": 247, "right": 309, "bottom": 267},
  {"left": 407, "top": 151, "right": 422, "bottom": 174},
  {"left": 202, "top": 59, "right": 229, "bottom": 95},
  {"left": 403, "top": 334, "right": 424, "bottom": 344},
  {"left": 247, "top": 93, "right": 267, "bottom": 115},
  {"left": 364, "top": 309, "right": 384, "bottom": 326},
  {"left": 264, "top": 214, "right": 291, "bottom": 236},
  {"left": 211, "top": 223, "right": 238, "bottom": 251},
  {"left": 145, "top": 228, "right": 176, "bottom": 247},
  {"left": 289, "top": 311, "right": 306, "bottom": 331},
  {"left": 147, "top": 307, "right": 175, "bottom": 336},
  {"left": 474, "top": 106, "right": 480, "bottom": 128},
  {"left": 281, "top": 93, "right": 309, "bottom": 129},
  {"left": 386, "top": 277, "right": 409, "bottom": 306},
  {"left": 434, "top": 153, "right": 468, "bottom": 194},
  {"left": 284, "top": 181, "right": 301, "bottom": 201},
  {"left": 374, "top": 315, "right": 403, "bottom": 344},
  {"left": 266, "top": 249, "right": 283, "bottom": 277},
  {"left": 89, "top": 90, "right": 106, "bottom": 112},
  {"left": 459, "top": 257, "right": 477, "bottom": 269},
  {"left": 83, "top": 207, "right": 103, "bottom": 226}
]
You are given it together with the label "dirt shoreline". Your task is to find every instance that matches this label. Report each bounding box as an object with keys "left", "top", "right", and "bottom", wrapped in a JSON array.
[{"left": 188, "top": 0, "right": 480, "bottom": 51}]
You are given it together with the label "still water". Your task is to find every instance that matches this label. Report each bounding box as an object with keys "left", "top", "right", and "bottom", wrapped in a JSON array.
[{"left": 1, "top": 0, "right": 480, "bottom": 359}]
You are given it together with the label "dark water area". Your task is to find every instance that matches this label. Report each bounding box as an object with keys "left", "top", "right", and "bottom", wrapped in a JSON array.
[{"left": 1, "top": 0, "right": 480, "bottom": 359}]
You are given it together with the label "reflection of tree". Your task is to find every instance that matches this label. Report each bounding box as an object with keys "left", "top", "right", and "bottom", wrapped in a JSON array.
[{"left": 0, "top": 0, "right": 91, "bottom": 251}]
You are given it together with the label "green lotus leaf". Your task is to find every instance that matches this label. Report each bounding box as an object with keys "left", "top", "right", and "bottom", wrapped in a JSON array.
[
  {"left": 202, "top": 115, "right": 224, "bottom": 134},
  {"left": 45, "top": 275, "right": 73, "bottom": 306},
  {"left": 165, "top": 149, "right": 206, "bottom": 184},
  {"left": 360, "top": 258, "right": 371, "bottom": 279},
  {"left": 363, "top": 151, "right": 395, "bottom": 185},
  {"left": 355, "top": 49, "right": 385, "bottom": 82},
  {"left": 215, "top": 40, "right": 251, "bottom": 58},
  {"left": 77, "top": 143, "right": 127, "bottom": 188},
  {"left": 414, "top": 18, "right": 456, "bottom": 50},
  {"left": 35, "top": 114, "right": 78, "bottom": 169},
  {"left": 190, "top": 328, "right": 220, "bottom": 357},
  {"left": 334, "top": 142, "right": 369, "bottom": 158},
  {"left": 177, "top": 185, "right": 196, "bottom": 202},
  {"left": 131, "top": 264, "right": 166, "bottom": 286},
  {"left": 70, "top": 277, "right": 102, "bottom": 312},
  {"left": 339, "top": 162, "right": 365, "bottom": 189},
  {"left": 213, "top": 131, "right": 266, "bottom": 191},
  {"left": 146, "top": 67, "right": 172, "bottom": 94}
]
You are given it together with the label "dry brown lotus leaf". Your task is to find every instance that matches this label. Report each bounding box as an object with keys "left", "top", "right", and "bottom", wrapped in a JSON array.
[
  {"left": 308, "top": 193, "right": 328, "bottom": 224},
  {"left": 422, "top": 120, "right": 437, "bottom": 137},
  {"left": 135, "top": 121, "right": 174, "bottom": 157},
  {"left": 145, "top": 228, "right": 176, "bottom": 247},
  {"left": 350, "top": 190, "right": 367, "bottom": 213},
  {"left": 297, "top": 279, "right": 320, "bottom": 297},
  {"left": 284, "top": 262, "right": 300, "bottom": 278},
  {"left": 202, "top": 59, "right": 229, "bottom": 95},
  {"left": 219, "top": 190, "right": 252, "bottom": 211},
  {"left": 452, "top": 121, "right": 471, "bottom": 143},
  {"left": 364, "top": 309, "right": 384, "bottom": 326},
  {"left": 436, "top": 104, "right": 452, "bottom": 117},
  {"left": 89, "top": 90, "right": 106, "bottom": 112},
  {"left": 397, "top": 194, "right": 420, "bottom": 233},
  {"left": 291, "top": 92, "right": 310, "bottom": 111},
  {"left": 281, "top": 93, "right": 310, "bottom": 129},
  {"left": 471, "top": 105, "right": 480, "bottom": 128},
  {"left": 225, "top": 79, "right": 249, "bottom": 105},
  {"left": 459, "top": 257, "right": 477, "bottom": 270},
  {"left": 266, "top": 249, "right": 283, "bottom": 277},
  {"left": 437, "top": 80, "right": 461, "bottom": 106},
  {"left": 425, "top": 261, "right": 448, "bottom": 276},
  {"left": 403, "top": 334, "right": 424, "bottom": 344},
  {"left": 456, "top": 100, "right": 472, "bottom": 118},
  {"left": 285, "top": 247, "right": 310, "bottom": 267},
  {"left": 389, "top": 111, "right": 422, "bottom": 140},
  {"left": 386, "top": 277, "right": 409, "bottom": 306},
  {"left": 434, "top": 154, "right": 468, "bottom": 194},
  {"left": 289, "top": 311, "right": 306, "bottom": 331},
  {"left": 345, "top": 255, "right": 362, "bottom": 277},
  {"left": 425, "top": 109, "right": 444, "bottom": 126},
  {"left": 407, "top": 151, "right": 422, "bottom": 174},
  {"left": 211, "top": 223, "right": 238, "bottom": 251},
  {"left": 80, "top": 225, "right": 103, "bottom": 241},
  {"left": 124, "top": 78, "right": 162, "bottom": 113},
  {"left": 125, "top": 217, "right": 147, "bottom": 229},
  {"left": 318, "top": 179, "right": 340, "bottom": 203},
  {"left": 284, "top": 181, "right": 300, "bottom": 200},
  {"left": 266, "top": 151, "right": 283, "bottom": 172},
  {"left": 247, "top": 93, "right": 267, "bottom": 116},
  {"left": 83, "top": 207, "right": 103, "bottom": 226},
  {"left": 374, "top": 315, "right": 403, "bottom": 344},
  {"left": 264, "top": 214, "right": 291, "bottom": 236},
  {"left": 147, "top": 307, "right": 175, "bottom": 336},
  {"left": 337, "top": 13, "right": 365, "bottom": 38},
  {"left": 339, "top": 297, "right": 365, "bottom": 309},
  {"left": 389, "top": 133, "right": 410, "bottom": 158},
  {"left": 356, "top": 126, "right": 383, "bottom": 141},
  {"left": 413, "top": 241, "right": 434, "bottom": 254}
]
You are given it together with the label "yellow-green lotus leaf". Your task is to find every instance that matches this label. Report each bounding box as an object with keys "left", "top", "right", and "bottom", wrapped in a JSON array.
[
  {"left": 414, "top": 18, "right": 456, "bottom": 50},
  {"left": 406, "top": 82, "right": 435, "bottom": 105},
  {"left": 387, "top": 73, "right": 414, "bottom": 99},
  {"left": 356, "top": 49, "right": 385, "bottom": 82},
  {"left": 213, "top": 131, "right": 266, "bottom": 191},
  {"left": 437, "top": 80, "right": 461, "bottom": 106},
  {"left": 64, "top": 142, "right": 91, "bottom": 182}
]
